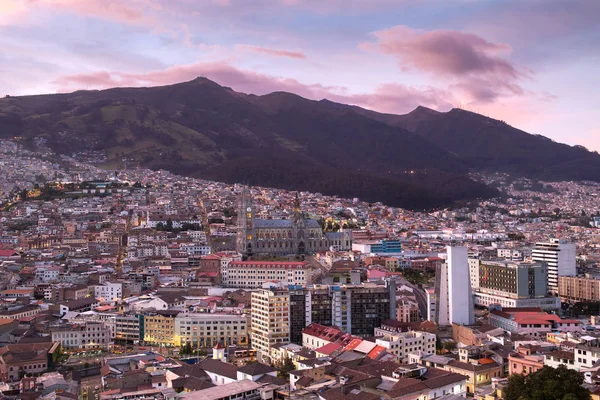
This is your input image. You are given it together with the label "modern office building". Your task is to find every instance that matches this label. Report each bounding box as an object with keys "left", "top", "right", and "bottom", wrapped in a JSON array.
[
  {"left": 431, "top": 246, "right": 474, "bottom": 326},
  {"left": 288, "top": 283, "right": 394, "bottom": 341},
  {"left": 532, "top": 239, "right": 576, "bottom": 293},
  {"left": 474, "top": 260, "right": 559, "bottom": 310},
  {"left": 352, "top": 239, "right": 402, "bottom": 255}
]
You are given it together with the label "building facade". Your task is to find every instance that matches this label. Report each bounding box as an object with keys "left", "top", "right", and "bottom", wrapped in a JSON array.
[
  {"left": 222, "top": 261, "right": 313, "bottom": 288},
  {"left": 143, "top": 311, "right": 179, "bottom": 346},
  {"left": 558, "top": 274, "right": 600, "bottom": 302},
  {"left": 50, "top": 321, "right": 111, "bottom": 350},
  {"left": 374, "top": 330, "right": 436, "bottom": 362},
  {"left": 174, "top": 313, "right": 249, "bottom": 348},
  {"left": 532, "top": 238, "right": 576, "bottom": 293},
  {"left": 251, "top": 288, "right": 290, "bottom": 361},
  {"left": 473, "top": 260, "right": 559, "bottom": 309},
  {"left": 432, "top": 247, "right": 474, "bottom": 326},
  {"left": 289, "top": 283, "right": 394, "bottom": 341},
  {"left": 237, "top": 189, "right": 329, "bottom": 256}
]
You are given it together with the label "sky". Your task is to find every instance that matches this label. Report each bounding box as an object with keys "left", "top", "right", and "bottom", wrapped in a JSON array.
[{"left": 1, "top": 0, "right": 599, "bottom": 151}]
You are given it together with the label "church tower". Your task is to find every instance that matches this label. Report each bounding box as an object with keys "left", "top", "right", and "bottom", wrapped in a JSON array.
[
  {"left": 292, "top": 192, "right": 306, "bottom": 255},
  {"left": 236, "top": 187, "right": 255, "bottom": 256}
]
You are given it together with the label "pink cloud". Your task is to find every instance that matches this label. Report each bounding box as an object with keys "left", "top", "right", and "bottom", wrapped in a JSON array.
[
  {"left": 362, "top": 26, "right": 529, "bottom": 103},
  {"left": 329, "top": 83, "right": 455, "bottom": 114},
  {"left": 22, "top": 0, "right": 160, "bottom": 26},
  {"left": 51, "top": 61, "right": 453, "bottom": 114},
  {"left": 236, "top": 45, "right": 306, "bottom": 59},
  {"left": 363, "top": 26, "right": 515, "bottom": 77}
]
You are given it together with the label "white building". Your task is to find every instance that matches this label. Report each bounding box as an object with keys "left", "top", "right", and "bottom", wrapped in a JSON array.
[
  {"left": 426, "top": 288, "right": 437, "bottom": 322},
  {"left": 468, "top": 257, "right": 480, "bottom": 290},
  {"left": 532, "top": 238, "right": 576, "bottom": 293},
  {"left": 434, "top": 246, "right": 474, "bottom": 326},
  {"left": 35, "top": 266, "right": 61, "bottom": 282},
  {"left": 374, "top": 329, "right": 436, "bottom": 362},
  {"left": 222, "top": 261, "right": 312, "bottom": 289},
  {"left": 94, "top": 282, "right": 122, "bottom": 301},
  {"left": 474, "top": 292, "right": 560, "bottom": 310},
  {"left": 51, "top": 321, "right": 111, "bottom": 349}
]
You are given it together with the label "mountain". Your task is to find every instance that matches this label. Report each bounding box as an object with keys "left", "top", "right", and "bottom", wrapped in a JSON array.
[{"left": 1, "top": 78, "right": 596, "bottom": 209}]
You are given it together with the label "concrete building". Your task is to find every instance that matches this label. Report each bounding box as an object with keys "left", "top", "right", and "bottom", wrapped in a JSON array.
[
  {"left": 558, "top": 274, "right": 600, "bottom": 302},
  {"left": 51, "top": 321, "right": 111, "bottom": 350},
  {"left": 468, "top": 257, "right": 480, "bottom": 290},
  {"left": 222, "top": 261, "right": 313, "bottom": 288},
  {"left": 174, "top": 313, "right": 249, "bottom": 348},
  {"left": 288, "top": 283, "right": 394, "bottom": 342},
  {"left": 143, "top": 311, "right": 179, "bottom": 346},
  {"left": 532, "top": 238, "right": 576, "bottom": 293},
  {"left": 251, "top": 288, "right": 290, "bottom": 361},
  {"left": 114, "top": 314, "right": 142, "bottom": 343},
  {"left": 374, "top": 330, "right": 436, "bottom": 362},
  {"left": 474, "top": 260, "right": 559, "bottom": 310},
  {"left": 94, "top": 282, "right": 123, "bottom": 301},
  {"left": 431, "top": 246, "right": 474, "bottom": 326}
]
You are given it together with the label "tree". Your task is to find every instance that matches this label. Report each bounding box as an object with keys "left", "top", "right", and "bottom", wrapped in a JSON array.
[
  {"left": 180, "top": 342, "right": 192, "bottom": 355},
  {"left": 503, "top": 365, "right": 590, "bottom": 400},
  {"left": 443, "top": 341, "right": 457, "bottom": 352},
  {"left": 278, "top": 356, "right": 295, "bottom": 378}
]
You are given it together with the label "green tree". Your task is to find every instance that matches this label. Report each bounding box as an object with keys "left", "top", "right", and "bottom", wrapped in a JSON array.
[
  {"left": 503, "top": 365, "right": 590, "bottom": 400},
  {"left": 180, "top": 342, "right": 192, "bottom": 355},
  {"left": 278, "top": 356, "right": 295, "bottom": 378}
]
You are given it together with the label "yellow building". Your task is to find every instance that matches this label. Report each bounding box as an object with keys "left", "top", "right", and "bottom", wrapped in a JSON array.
[
  {"left": 173, "top": 313, "right": 249, "bottom": 348},
  {"left": 143, "top": 311, "right": 179, "bottom": 346}
]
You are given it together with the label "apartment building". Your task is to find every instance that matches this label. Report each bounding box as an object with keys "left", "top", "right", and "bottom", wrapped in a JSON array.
[
  {"left": 558, "top": 274, "right": 600, "bottom": 302},
  {"left": 251, "top": 288, "right": 290, "bottom": 361},
  {"left": 289, "top": 283, "right": 394, "bottom": 340},
  {"left": 374, "top": 330, "right": 436, "bottom": 362}
]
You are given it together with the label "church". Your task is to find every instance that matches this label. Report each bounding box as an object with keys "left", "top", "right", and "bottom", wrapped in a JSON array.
[{"left": 236, "top": 189, "right": 350, "bottom": 257}]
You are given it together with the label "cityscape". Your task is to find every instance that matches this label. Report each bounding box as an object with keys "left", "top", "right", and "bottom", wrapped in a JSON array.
[
  {"left": 1, "top": 1, "right": 599, "bottom": 400},
  {"left": 0, "top": 137, "right": 599, "bottom": 400}
]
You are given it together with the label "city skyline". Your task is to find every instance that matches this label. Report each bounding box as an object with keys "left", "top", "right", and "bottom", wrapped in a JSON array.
[{"left": 1, "top": 0, "right": 598, "bottom": 151}]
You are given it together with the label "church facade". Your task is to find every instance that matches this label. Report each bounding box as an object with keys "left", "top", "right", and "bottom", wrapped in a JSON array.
[{"left": 236, "top": 189, "right": 349, "bottom": 257}]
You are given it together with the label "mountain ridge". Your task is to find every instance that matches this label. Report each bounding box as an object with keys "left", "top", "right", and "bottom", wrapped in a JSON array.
[{"left": 0, "top": 77, "right": 597, "bottom": 209}]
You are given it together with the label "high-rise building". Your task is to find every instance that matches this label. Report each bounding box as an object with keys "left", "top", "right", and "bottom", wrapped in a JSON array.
[
  {"left": 431, "top": 246, "right": 474, "bottom": 326},
  {"left": 260, "top": 283, "right": 395, "bottom": 349},
  {"left": 532, "top": 239, "right": 576, "bottom": 293},
  {"left": 289, "top": 283, "right": 394, "bottom": 340},
  {"left": 468, "top": 257, "right": 480, "bottom": 290},
  {"left": 250, "top": 288, "right": 290, "bottom": 362}
]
